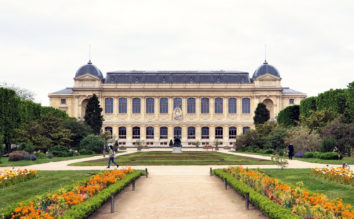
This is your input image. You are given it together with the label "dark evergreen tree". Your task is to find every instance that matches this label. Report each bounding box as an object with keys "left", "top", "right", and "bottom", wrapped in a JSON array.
[
  {"left": 277, "top": 105, "right": 300, "bottom": 127},
  {"left": 0, "top": 88, "right": 20, "bottom": 153},
  {"left": 253, "top": 103, "right": 270, "bottom": 125},
  {"left": 84, "top": 94, "right": 103, "bottom": 135}
]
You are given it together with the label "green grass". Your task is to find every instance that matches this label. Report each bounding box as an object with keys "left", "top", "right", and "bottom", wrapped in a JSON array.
[
  {"left": 234, "top": 151, "right": 354, "bottom": 164},
  {"left": 0, "top": 170, "right": 98, "bottom": 209},
  {"left": 0, "top": 154, "right": 99, "bottom": 167},
  {"left": 70, "top": 151, "right": 274, "bottom": 166},
  {"left": 260, "top": 168, "right": 354, "bottom": 205}
]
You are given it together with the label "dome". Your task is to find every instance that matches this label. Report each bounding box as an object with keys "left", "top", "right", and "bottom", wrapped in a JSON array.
[
  {"left": 75, "top": 60, "right": 104, "bottom": 79},
  {"left": 252, "top": 60, "right": 280, "bottom": 79}
]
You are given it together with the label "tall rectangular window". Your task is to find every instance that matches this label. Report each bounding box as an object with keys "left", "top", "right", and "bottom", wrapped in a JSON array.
[
  {"left": 242, "top": 98, "right": 250, "bottom": 114},
  {"left": 105, "top": 98, "right": 113, "bottom": 114},
  {"left": 160, "top": 127, "right": 168, "bottom": 139},
  {"left": 160, "top": 98, "right": 168, "bottom": 113},
  {"left": 119, "top": 98, "right": 127, "bottom": 113},
  {"left": 146, "top": 98, "right": 154, "bottom": 113},
  {"left": 201, "top": 98, "right": 209, "bottom": 114},
  {"left": 187, "top": 98, "right": 195, "bottom": 113},
  {"left": 133, "top": 98, "right": 141, "bottom": 113},
  {"left": 215, "top": 98, "right": 223, "bottom": 114},
  {"left": 289, "top": 99, "right": 294, "bottom": 104},
  {"left": 228, "top": 98, "right": 237, "bottom": 114},
  {"left": 174, "top": 98, "right": 182, "bottom": 109},
  {"left": 243, "top": 126, "right": 250, "bottom": 134},
  {"left": 61, "top": 99, "right": 66, "bottom": 104}
]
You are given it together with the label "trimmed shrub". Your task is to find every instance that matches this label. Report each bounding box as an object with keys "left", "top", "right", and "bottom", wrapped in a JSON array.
[
  {"left": 35, "top": 152, "right": 46, "bottom": 159},
  {"left": 79, "top": 134, "right": 105, "bottom": 153},
  {"left": 46, "top": 152, "right": 54, "bottom": 159},
  {"left": 8, "top": 151, "right": 28, "bottom": 161},
  {"left": 50, "top": 145, "right": 71, "bottom": 157},
  {"left": 277, "top": 105, "right": 300, "bottom": 127},
  {"left": 318, "top": 152, "right": 341, "bottom": 160},
  {"left": 303, "top": 152, "right": 315, "bottom": 158},
  {"left": 300, "top": 97, "right": 317, "bottom": 118}
]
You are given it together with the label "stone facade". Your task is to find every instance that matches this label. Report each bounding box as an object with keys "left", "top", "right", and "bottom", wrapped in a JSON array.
[{"left": 49, "top": 60, "right": 306, "bottom": 147}]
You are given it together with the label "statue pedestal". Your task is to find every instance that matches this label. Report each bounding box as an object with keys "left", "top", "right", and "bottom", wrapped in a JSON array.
[{"left": 172, "top": 147, "right": 182, "bottom": 153}]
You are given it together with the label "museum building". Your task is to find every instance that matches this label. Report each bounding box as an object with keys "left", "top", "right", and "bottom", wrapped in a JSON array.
[{"left": 49, "top": 60, "right": 306, "bottom": 147}]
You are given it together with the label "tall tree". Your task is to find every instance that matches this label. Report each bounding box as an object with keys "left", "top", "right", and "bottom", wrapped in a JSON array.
[
  {"left": 84, "top": 94, "right": 103, "bottom": 135},
  {"left": 253, "top": 103, "right": 270, "bottom": 125},
  {"left": 0, "top": 88, "right": 20, "bottom": 153},
  {"left": 277, "top": 105, "right": 300, "bottom": 127}
]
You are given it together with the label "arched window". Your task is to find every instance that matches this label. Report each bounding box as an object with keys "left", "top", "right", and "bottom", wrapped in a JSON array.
[
  {"left": 229, "top": 127, "right": 237, "bottom": 139},
  {"left": 160, "top": 98, "right": 168, "bottom": 113},
  {"left": 201, "top": 127, "right": 209, "bottom": 139},
  {"left": 133, "top": 127, "right": 140, "bottom": 139},
  {"left": 119, "top": 98, "right": 127, "bottom": 113},
  {"left": 228, "top": 98, "right": 237, "bottom": 114},
  {"left": 146, "top": 98, "right": 154, "bottom": 113},
  {"left": 243, "top": 126, "right": 250, "bottom": 134},
  {"left": 242, "top": 98, "right": 250, "bottom": 114},
  {"left": 174, "top": 127, "right": 182, "bottom": 138},
  {"left": 119, "top": 127, "right": 126, "bottom": 139},
  {"left": 215, "top": 127, "right": 223, "bottom": 139},
  {"left": 187, "top": 98, "right": 195, "bottom": 113},
  {"left": 201, "top": 98, "right": 209, "bottom": 114},
  {"left": 146, "top": 127, "right": 154, "bottom": 139},
  {"left": 105, "top": 127, "right": 112, "bottom": 135},
  {"left": 188, "top": 127, "right": 195, "bottom": 139},
  {"left": 174, "top": 98, "right": 182, "bottom": 109},
  {"left": 160, "top": 127, "right": 168, "bottom": 139},
  {"left": 133, "top": 98, "right": 141, "bottom": 113},
  {"left": 105, "top": 98, "right": 113, "bottom": 114},
  {"left": 215, "top": 98, "right": 223, "bottom": 114}
]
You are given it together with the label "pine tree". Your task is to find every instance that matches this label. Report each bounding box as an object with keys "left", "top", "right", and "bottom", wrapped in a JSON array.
[
  {"left": 253, "top": 103, "right": 270, "bottom": 125},
  {"left": 84, "top": 94, "right": 103, "bottom": 135}
]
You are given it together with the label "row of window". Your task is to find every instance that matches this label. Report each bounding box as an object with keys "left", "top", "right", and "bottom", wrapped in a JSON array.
[
  {"left": 105, "top": 97, "right": 251, "bottom": 114},
  {"left": 104, "top": 126, "right": 250, "bottom": 139}
]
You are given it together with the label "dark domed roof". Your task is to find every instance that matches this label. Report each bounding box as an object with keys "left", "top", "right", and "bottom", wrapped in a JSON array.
[
  {"left": 252, "top": 60, "right": 280, "bottom": 79},
  {"left": 75, "top": 60, "right": 103, "bottom": 79}
]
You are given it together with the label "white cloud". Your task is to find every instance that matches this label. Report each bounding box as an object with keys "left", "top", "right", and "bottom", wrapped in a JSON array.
[{"left": 0, "top": 0, "right": 353, "bottom": 105}]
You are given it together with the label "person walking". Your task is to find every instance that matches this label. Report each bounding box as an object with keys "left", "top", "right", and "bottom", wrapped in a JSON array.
[
  {"left": 288, "top": 143, "right": 294, "bottom": 160},
  {"left": 107, "top": 145, "right": 119, "bottom": 168}
]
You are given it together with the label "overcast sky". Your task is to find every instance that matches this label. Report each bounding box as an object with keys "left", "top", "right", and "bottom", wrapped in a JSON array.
[{"left": 1, "top": 0, "right": 353, "bottom": 106}]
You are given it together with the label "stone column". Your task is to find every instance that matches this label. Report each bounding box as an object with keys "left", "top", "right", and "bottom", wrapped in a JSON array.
[
  {"left": 141, "top": 125, "right": 146, "bottom": 142},
  {"left": 210, "top": 98, "right": 215, "bottom": 120},
  {"left": 196, "top": 97, "right": 201, "bottom": 120},
  {"left": 154, "top": 125, "right": 160, "bottom": 147},
  {"left": 181, "top": 125, "right": 187, "bottom": 145},
  {"left": 126, "top": 125, "right": 132, "bottom": 146},
  {"left": 223, "top": 125, "right": 229, "bottom": 146},
  {"left": 168, "top": 125, "right": 173, "bottom": 142},
  {"left": 127, "top": 97, "right": 132, "bottom": 119},
  {"left": 210, "top": 125, "right": 215, "bottom": 143},
  {"left": 114, "top": 97, "right": 119, "bottom": 115},
  {"left": 141, "top": 98, "right": 146, "bottom": 120},
  {"left": 223, "top": 97, "right": 228, "bottom": 118},
  {"left": 196, "top": 124, "right": 201, "bottom": 142}
]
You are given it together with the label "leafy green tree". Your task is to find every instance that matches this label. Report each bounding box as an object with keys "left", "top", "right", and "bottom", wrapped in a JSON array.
[
  {"left": 84, "top": 94, "right": 103, "bottom": 135},
  {"left": 61, "top": 119, "right": 93, "bottom": 149},
  {"left": 253, "top": 103, "right": 270, "bottom": 125},
  {"left": 277, "top": 105, "right": 300, "bottom": 127},
  {"left": 255, "top": 121, "right": 277, "bottom": 136},
  {"left": 41, "top": 106, "right": 69, "bottom": 120},
  {"left": 320, "top": 138, "right": 337, "bottom": 153},
  {"left": 24, "top": 141, "right": 35, "bottom": 154},
  {"left": 19, "top": 100, "right": 41, "bottom": 124},
  {"left": 14, "top": 112, "right": 72, "bottom": 152},
  {"left": 316, "top": 89, "right": 347, "bottom": 114},
  {"left": 343, "top": 81, "right": 354, "bottom": 123},
  {"left": 320, "top": 118, "right": 354, "bottom": 153},
  {"left": 79, "top": 134, "right": 105, "bottom": 153},
  {"left": 300, "top": 97, "right": 317, "bottom": 118},
  {"left": 264, "top": 127, "right": 287, "bottom": 150},
  {"left": 236, "top": 129, "right": 264, "bottom": 150},
  {"left": 285, "top": 126, "right": 321, "bottom": 152},
  {"left": 300, "top": 109, "right": 337, "bottom": 133},
  {"left": 0, "top": 88, "right": 20, "bottom": 153}
]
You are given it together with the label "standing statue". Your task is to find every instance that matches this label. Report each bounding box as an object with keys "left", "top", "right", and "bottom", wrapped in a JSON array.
[{"left": 174, "top": 137, "right": 182, "bottom": 147}]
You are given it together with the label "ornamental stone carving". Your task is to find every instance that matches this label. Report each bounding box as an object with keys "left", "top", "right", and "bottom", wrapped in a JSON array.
[{"left": 173, "top": 107, "right": 182, "bottom": 121}]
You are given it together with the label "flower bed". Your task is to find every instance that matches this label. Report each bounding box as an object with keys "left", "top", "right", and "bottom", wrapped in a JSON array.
[
  {"left": 0, "top": 169, "right": 37, "bottom": 188},
  {"left": 312, "top": 167, "right": 353, "bottom": 186},
  {"left": 2, "top": 168, "right": 143, "bottom": 219},
  {"left": 217, "top": 167, "right": 354, "bottom": 219}
]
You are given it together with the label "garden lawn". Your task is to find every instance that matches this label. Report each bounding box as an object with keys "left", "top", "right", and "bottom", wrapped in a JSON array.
[
  {"left": 260, "top": 168, "right": 354, "bottom": 205},
  {"left": 0, "top": 170, "right": 98, "bottom": 209},
  {"left": 0, "top": 154, "right": 99, "bottom": 167},
  {"left": 70, "top": 151, "right": 273, "bottom": 166},
  {"left": 234, "top": 151, "right": 354, "bottom": 164}
]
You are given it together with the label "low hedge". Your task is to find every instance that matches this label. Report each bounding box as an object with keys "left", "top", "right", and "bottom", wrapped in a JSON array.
[
  {"left": 303, "top": 152, "right": 341, "bottom": 160},
  {"left": 213, "top": 169, "right": 300, "bottom": 219},
  {"left": 1, "top": 170, "right": 144, "bottom": 219}
]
